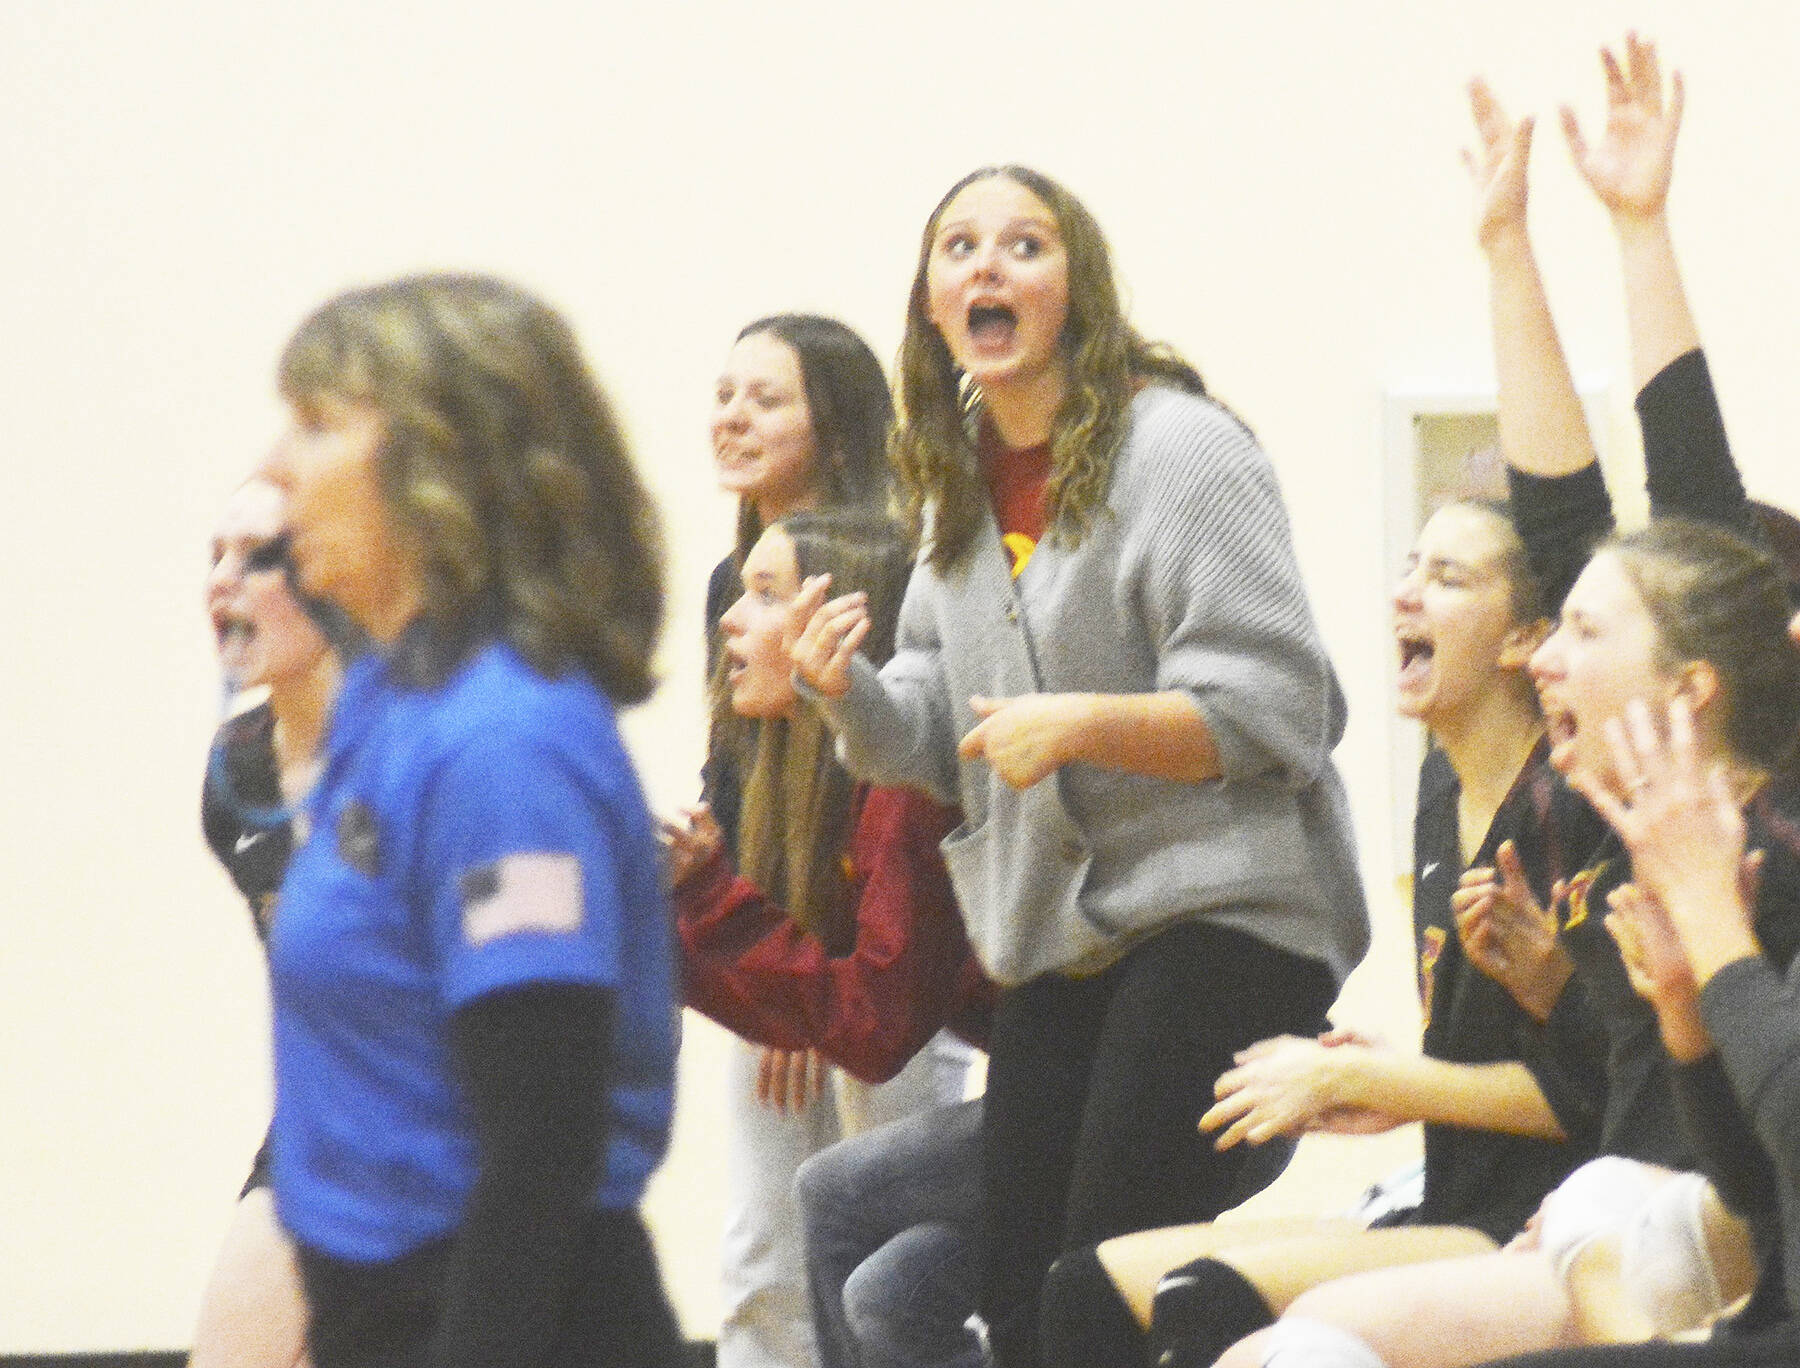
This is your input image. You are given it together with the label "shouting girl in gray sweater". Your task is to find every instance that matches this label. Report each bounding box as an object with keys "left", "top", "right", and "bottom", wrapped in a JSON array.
[{"left": 793, "top": 164, "right": 1368, "bottom": 1368}]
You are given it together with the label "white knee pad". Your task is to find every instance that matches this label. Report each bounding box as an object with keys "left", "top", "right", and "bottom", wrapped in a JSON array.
[
  {"left": 1259, "top": 1317, "right": 1388, "bottom": 1368},
  {"left": 1619, "top": 1171, "right": 1727, "bottom": 1335},
  {"left": 1537, "top": 1156, "right": 1666, "bottom": 1279}
]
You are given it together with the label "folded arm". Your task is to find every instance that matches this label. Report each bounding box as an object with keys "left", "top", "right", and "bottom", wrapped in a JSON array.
[{"left": 674, "top": 787, "right": 986, "bottom": 1083}]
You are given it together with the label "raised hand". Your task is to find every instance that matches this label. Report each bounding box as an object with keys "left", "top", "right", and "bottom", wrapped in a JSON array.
[
  {"left": 755, "top": 1045, "right": 827, "bottom": 1116},
  {"left": 1605, "top": 881, "right": 1710, "bottom": 1061},
  {"left": 1575, "top": 696, "right": 1761, "bottom": 985},
  {"left": 1452, "top": 840, "right": 1575, "bottom": 1022},
  {"left": 1465, "top": 77, "right": 1535, "bottom": 249},
  {"left": 790, "top": 574, "right": 870, "bottom": 700},
  {"left": 1561, "top": 31, "right": 1684, "bottom": 223},
  {"left": 1606, "top": 882, "right": 1694, "bottom": 1004},
  {"left": 659, "top": 804, "right": 722, "bottom": 889},
  {"left": 956, "top": 693, "right": 1083, "bottom": 790}
]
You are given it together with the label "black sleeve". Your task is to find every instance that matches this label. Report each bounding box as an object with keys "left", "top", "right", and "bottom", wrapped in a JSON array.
[
  {"left": 429, "top": 982, "right": 613, "bottom": 1368},
  {"left": 1670, "top": 1050, "right": 1779, "bottom": 1217},
  {"left": 1637, "top": 349, "right": 1759, "bottom": 542},
  {"left": 1505, "top": 462, "right": 1615, "bottom": 616},
  {"left": 1514, "top": 973, "right": 1608, "bottom": 1149}
]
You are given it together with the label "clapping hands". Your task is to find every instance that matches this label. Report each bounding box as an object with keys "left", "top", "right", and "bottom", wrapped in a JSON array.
[
  {"left": 660, "top": 804, "right": 723, "bottom": 889},
  {"left": 1452, "top": 840, "right": 1575, "bottom": 1023},
  {"left": 791, "top": 574, "right": 870, "bottom": 700}
]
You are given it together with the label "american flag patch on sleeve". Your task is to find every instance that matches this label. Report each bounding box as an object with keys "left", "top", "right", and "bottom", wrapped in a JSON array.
[{"left": 459, "top": 853, "right": 584, "bottom": 946}]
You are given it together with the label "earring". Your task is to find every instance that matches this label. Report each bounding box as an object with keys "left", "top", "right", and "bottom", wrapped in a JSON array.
[{"left": 956, "top": 370, "right": 982, "bottom": 417}]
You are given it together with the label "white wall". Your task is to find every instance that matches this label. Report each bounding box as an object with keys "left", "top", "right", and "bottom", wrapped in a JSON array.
[{"left": 4, "top": 0, "right": 1800, "bottom": 1348}]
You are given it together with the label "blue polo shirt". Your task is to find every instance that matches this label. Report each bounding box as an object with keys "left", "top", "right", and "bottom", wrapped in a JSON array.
[{"left": 268, "top": 641, "right": 678, "bottom": 1262}]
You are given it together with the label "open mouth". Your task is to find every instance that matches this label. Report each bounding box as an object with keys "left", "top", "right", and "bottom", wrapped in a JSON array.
[
  {"left": 1395, "top": 631, "right": 1434, "bottom": 690},
  {"left": 725, "top": 645, "right": 749, "bottom": 684},
  {"left": 1542, "top": 703, "right": 1578, "bottom": 771},
  {"left": 967, "top": 303, "right": 1018, "bottom": 350},
  {"left": 212, "top": 606, "right": 254, "bottom": 650},
  {"left": 214, "top": 609, "right": 259, "bottom": 679}
]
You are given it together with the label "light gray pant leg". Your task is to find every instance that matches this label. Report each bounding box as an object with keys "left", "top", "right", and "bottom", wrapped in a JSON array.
[{"left": 721, "top": 1037, "right": 842, "bottom": 1368}]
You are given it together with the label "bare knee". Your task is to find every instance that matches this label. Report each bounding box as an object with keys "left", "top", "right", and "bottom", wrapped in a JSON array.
[{"left": 1213, "top": 1327, "right": 1273, "bottom": 1368}]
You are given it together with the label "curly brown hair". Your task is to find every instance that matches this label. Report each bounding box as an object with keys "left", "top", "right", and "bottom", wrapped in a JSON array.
[
  {"left": 892, "top": 165, "right": 1206, "bottom": 567},
  {"left": 277, "top": 273, "right": 664, "bottom": 703}
]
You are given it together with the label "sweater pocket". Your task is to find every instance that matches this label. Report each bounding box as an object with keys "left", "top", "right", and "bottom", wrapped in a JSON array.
[{"left": 939, "top": 811, "right": 1110, "bottom": 986}]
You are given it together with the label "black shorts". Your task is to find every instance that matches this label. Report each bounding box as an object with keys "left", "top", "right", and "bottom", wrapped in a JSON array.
[{"left": 297, "top": 1206, "right": 684, "bottom": 1368}]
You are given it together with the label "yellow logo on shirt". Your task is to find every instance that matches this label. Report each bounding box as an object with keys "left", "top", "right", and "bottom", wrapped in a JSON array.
[
  {"left": 1562, "top": 863, "right": 1609, "bottom": 931},
  {"left": 1002, "top": 532, "right": 1037, "bottom": 578},
  {"left": 1419, "top": 925, "right": 1447, "bottom": 1024}
]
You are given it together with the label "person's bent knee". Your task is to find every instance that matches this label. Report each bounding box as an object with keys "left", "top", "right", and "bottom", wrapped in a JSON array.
[
  {"left": 795, "top": 1138, "right": 857, "bottom": 1217},
  {"left": 1149, "top": 1256, "right": 1276, "bottom": 1368},
  {"left": 1039, "top": 1246, "right": 1146, "bottom": 1368},
  {"left": 1537, "top": 1157, "right": 1665, "bottom": 1279},
  {"left": 843, "top": 1242, "right": 910, "bottom": 1346},
  {"left": 1619, "top": 1171, "right": 1730, "bottom": 1335},
  {"left": 845, "top": 1222, "right": 978, "bottom": 1367}
]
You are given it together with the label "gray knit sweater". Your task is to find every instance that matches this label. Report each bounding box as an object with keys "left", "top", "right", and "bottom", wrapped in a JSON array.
[
  {"left": 818, "top": 385, "right": 1369, "bottom": 986},
  {"left": 1698, "top": 955, "right": 1800, "bottom": 1322}
]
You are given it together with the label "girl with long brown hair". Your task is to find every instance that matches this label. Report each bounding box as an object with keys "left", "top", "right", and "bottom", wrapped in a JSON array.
[
  {"left": 703, "top": 315, "right": 974, "bottom": 1368},
  {"left": 794, "top": 166, "right": 1368, "bottom": 1367},
  {"left": 670, "top": 504, "right": 993, "bottom": 1082}
]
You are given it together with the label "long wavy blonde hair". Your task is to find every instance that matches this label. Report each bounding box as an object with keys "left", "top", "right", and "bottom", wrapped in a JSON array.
[
  {"left": 892, "top": 165, "right": 1207, "bottom": 568},
  {"left": 278, "top": 273, "right": 664, "bottom": 702}
]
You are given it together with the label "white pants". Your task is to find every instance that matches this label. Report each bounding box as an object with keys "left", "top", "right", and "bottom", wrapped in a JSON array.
[{"left": 719, "top": 1032, "right": 976, "bottom": 1368}]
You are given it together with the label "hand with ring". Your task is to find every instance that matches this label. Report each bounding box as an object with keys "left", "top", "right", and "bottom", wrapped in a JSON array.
[{"left": 1574, "top": 696, "right": 1762, "bottom": 986}]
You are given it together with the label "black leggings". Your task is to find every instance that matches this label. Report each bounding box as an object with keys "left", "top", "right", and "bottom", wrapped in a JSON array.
[
  {"left": 298, "top": 1207, "right": 685, "bottom": 1368},
  {"left": 979, "top": 919, "right": 1335, "bottom": 1367}
]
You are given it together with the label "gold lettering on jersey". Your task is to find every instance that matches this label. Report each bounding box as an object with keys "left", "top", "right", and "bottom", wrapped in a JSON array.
[
  {"left": 1562, "top": 863, "right": 1608, "bottom": 931},
  {"left": 1419, "top": 925, "right": 1447, "bottom": 1024}
]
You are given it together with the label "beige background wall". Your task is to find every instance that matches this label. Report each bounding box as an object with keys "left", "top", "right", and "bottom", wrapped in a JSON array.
[{"left": 4, "top": 0, "right": 1800, "bottom": 1349}]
